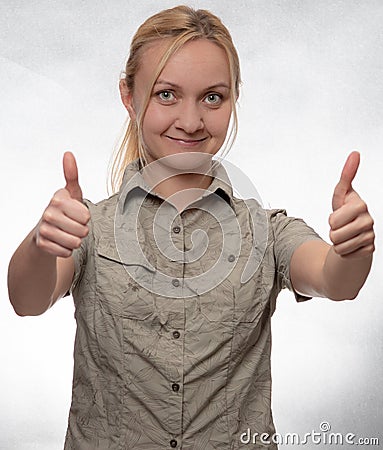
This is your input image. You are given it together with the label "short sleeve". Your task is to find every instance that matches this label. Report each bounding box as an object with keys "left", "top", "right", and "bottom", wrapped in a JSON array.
[{"left": 269, "top": 209, "right": 324, "bottom": 302}]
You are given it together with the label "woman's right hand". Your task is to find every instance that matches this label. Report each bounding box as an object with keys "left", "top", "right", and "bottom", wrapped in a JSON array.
[{"left": 34, "top": 152, "right": 91, "bottom": 258}]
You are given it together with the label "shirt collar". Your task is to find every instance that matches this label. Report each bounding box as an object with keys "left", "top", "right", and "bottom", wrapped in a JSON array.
[{"left": 117, "top": 158, "right": 235, "bottom": 212}]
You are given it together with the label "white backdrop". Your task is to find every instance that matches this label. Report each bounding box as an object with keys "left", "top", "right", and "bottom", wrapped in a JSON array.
[{"left": 1, "top": 1, "right": 382, "bottom": 449}]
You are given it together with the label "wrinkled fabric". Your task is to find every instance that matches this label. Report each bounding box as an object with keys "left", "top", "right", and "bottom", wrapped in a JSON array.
[{"left": 64, "top": 159, "right": 323, "bottom": 449}]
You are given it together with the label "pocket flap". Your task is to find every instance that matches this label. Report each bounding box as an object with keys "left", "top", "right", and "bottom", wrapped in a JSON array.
[{"left": 96, "top": 238, "right": 156, "bottom": 273}]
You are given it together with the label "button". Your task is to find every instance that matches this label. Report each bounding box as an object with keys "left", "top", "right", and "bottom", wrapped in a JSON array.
[
  {"left": 228, "top": 254, "right": 235, "bottom": 262},
  {"left": 173, "top": 331, "right": 180, "bottom": 339},
  {"left": 172, "top": 279, "right": 180, "bottom": 287},
  {"left": 173, "top": 226, "right": 181, "bottom": 234},
  {"left": 172, "top": 383, "right": 180, "bottom": 392},
  {"left": 170, "top": 439, "right": 177, "bottom": 448}
]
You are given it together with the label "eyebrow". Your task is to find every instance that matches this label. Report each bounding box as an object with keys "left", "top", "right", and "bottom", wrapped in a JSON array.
[{"left": 155, "top": 79, "right": 230, "bottom": 90}]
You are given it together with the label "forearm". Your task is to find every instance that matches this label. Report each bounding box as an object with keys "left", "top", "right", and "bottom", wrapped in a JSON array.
[
  {"left": 7, "top": 228, "right": 57, "bottom": 316},
  {"left": 322, "top": 246, "right": 373, "bottom": 301}
]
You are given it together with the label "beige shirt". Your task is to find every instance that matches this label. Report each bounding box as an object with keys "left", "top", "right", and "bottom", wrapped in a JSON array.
[{"left": 64, "top": 159, "right": 322, "bottom": 450}]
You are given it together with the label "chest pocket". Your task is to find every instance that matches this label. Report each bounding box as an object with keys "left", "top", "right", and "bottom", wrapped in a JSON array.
[
  {"left": 194, "top": 267, "right": 273, "bottom": 324},
  {"left": 232, "top": 265, "right": 273, "bottom": 323},
  {"left": 194, "top": 263, "right": 272, "bottom": 324},
  {"left": 197, "top": 278, "right": 235, "bottom": 323},
  {"left": 95, "top": 240, "right": 156, "bottom": 321}
]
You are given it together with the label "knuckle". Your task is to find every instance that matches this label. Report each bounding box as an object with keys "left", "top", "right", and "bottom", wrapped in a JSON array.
[
  {"left": 359, "top": 231, "right": 372, "bottom": 245},
  {"left": 359, "top": 247, "right": 370, "bottom": 258},
  {"left": 81, "top": 215, "right": 90, "bottom": 225},
  {"left": 367, "top": 216, "right": 374, "bottom": 228},
  {"left": 328, "top": 213, "right": 335, "bottom": 228},
  {"left": 367, "top": 230, "right": 375, "bottom": 243},
  {"left": 38, "top": 223, "right": 49, "bottom": 238},
  {"left": 81, "top": 207, "right": 91, "bottom": 223},
  {"left": 52, "top": 188, "right": 64, "bottom": 198},
  {"left": 50, "top": 195, "right": 63, "bottom": 208},
  {"left": 80, "top": 225, "right": 89, "bottom": 238},
  {"left": 42, "top": 209, "right": 54, "bottom": 224},
  {"left": 35, "top": 234, "right": 43, "bottom": 248},
  {"left": 62, "top": 248, "right": 73, "bottom": 258},
  {"left": 356, "top": 201, "right": 367, "bottom": 215},
  {"left": 73, "top": 237, "right": 82, "bottom": 249},
  {"left": 36, "top": 237, "right": 49, "bottom": 253},
  {"left": 329, "top": 230, "right": 338, "bottom": 244},
  {"left": 358, "top": 216, "right": 374, "bottom": 233},
  {"left": 332, "top": 244, "right": 342, "bottom": 255}
]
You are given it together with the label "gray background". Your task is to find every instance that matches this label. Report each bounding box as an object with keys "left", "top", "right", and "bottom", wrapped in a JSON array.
[{"left": 1, "top": 0, "right": 382, "bottom": 448}]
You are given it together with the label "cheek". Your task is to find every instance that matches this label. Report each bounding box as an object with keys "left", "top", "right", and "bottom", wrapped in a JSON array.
[
  {"left": 142, "top": 104, "right": 173, "bottom": 136},
  {"left": 205, "top": 107, "right": 232, "bottom": 138}
]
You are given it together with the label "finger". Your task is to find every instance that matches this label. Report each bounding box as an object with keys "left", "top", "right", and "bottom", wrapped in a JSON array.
[
  {"left": 339, "top": 151, "right": 360, "bottom": 191},
  {"left": 38, "top": 222, "right": 84, "bottom": 251},
  {"left": 332, "top": 230, "right": 375, "bottom": 256},
  {"left": 332, "top": 151, "right": 360, "bottom": 211},
  {"left": 63, "top": 152, "right": 83, "bottom": 201},
  {"left": 35, "top": 238, "right": 73, "bottom": 258},
  {"left": 329, "top": 193, "right": 368, "bottom": 230},
  {"left": 334, "top": 243, "right": 375, "bottom": 260},
  {"left": 330, "top": 214, "right": 374, "bottom": 245},
  {"left": 36, "top": 231, "right": 77, "bottom": 258},
  {"left": 42, "top": 208, "right": 89, "bottom": 238}
]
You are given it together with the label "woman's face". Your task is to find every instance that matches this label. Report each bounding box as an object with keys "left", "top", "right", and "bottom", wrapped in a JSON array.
[{"left": 122, "top": 38, "right": 233, "bottom": 165}]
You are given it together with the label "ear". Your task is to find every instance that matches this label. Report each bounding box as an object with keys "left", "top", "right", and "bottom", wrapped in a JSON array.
[{"left": 119, "top": 79, "right": 136, "bottom": 121}]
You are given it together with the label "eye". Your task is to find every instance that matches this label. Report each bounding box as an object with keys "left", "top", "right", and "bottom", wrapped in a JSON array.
[
  {"left": 204, "top": 93, "right": 223, "bottom": 106},
  {"left": 157, "top": 90, "right": 175, "bottom": 102}
]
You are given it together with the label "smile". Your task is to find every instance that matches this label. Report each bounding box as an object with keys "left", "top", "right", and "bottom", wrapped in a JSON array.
[{"left": 165, "top": 136, "right": 208, "bottom": 146}]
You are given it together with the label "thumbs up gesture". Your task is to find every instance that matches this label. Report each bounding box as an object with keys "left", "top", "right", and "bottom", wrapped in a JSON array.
[
  {"left": 34, "top": 152, "right": 90, "bottom": 258},
  {"left": 329, "top": 151, "right": 375, "bottom": 259}
]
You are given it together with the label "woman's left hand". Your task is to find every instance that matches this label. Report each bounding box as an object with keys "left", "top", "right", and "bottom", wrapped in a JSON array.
[{"left": 329, "top": 151, "right": 375, "bottom": 259}]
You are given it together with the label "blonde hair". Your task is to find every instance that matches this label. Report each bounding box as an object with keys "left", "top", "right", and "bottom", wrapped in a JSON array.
[{"left": 109, "top": 5, "right": 241, "bottom": 193}]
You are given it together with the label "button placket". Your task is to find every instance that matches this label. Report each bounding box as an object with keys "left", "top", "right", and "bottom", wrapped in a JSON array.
[
  {"left": 167, "top": 322, "right": 184, "bottom": 436},
  {"left": 166, "top": 212, "right": 184, "bottom": 440}
]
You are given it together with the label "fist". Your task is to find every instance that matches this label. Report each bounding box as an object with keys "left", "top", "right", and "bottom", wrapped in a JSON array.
[
  {"left": 34, "top": 152, "right": 90, "bottom": 258},
  {"left": 329, "top": 151, "right": 375, "bottom": 259}
]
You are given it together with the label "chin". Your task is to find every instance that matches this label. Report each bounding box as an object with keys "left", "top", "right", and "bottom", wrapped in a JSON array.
[{"left": 149, "top": 151, "right": 214, "bottom": 173}]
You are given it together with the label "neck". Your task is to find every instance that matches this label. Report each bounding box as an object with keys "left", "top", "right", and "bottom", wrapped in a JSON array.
[{"left": 141, "top": 153, "right": 214, "bottom": 212}]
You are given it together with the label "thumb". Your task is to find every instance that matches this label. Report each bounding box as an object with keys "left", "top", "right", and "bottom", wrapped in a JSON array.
[
  {"left": 332, "top": 151, "right": 360, "bottom": 211},
  {"left": 63, "top": 152, "right": 83, "bottom": 201}
]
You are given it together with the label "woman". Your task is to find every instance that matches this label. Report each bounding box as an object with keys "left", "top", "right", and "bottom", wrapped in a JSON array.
[{"left": 7, "top": 6, "right": 374, "bottom": 449}]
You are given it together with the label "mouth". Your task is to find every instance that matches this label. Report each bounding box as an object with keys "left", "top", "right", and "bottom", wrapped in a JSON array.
[{"left": 165, "top": 135, "right": 208, "bottom": 146}]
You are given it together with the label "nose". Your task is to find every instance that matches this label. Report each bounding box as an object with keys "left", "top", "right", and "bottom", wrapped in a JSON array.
[{"left": 175, "top": 100, "right": 204, "bottom": 134}]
